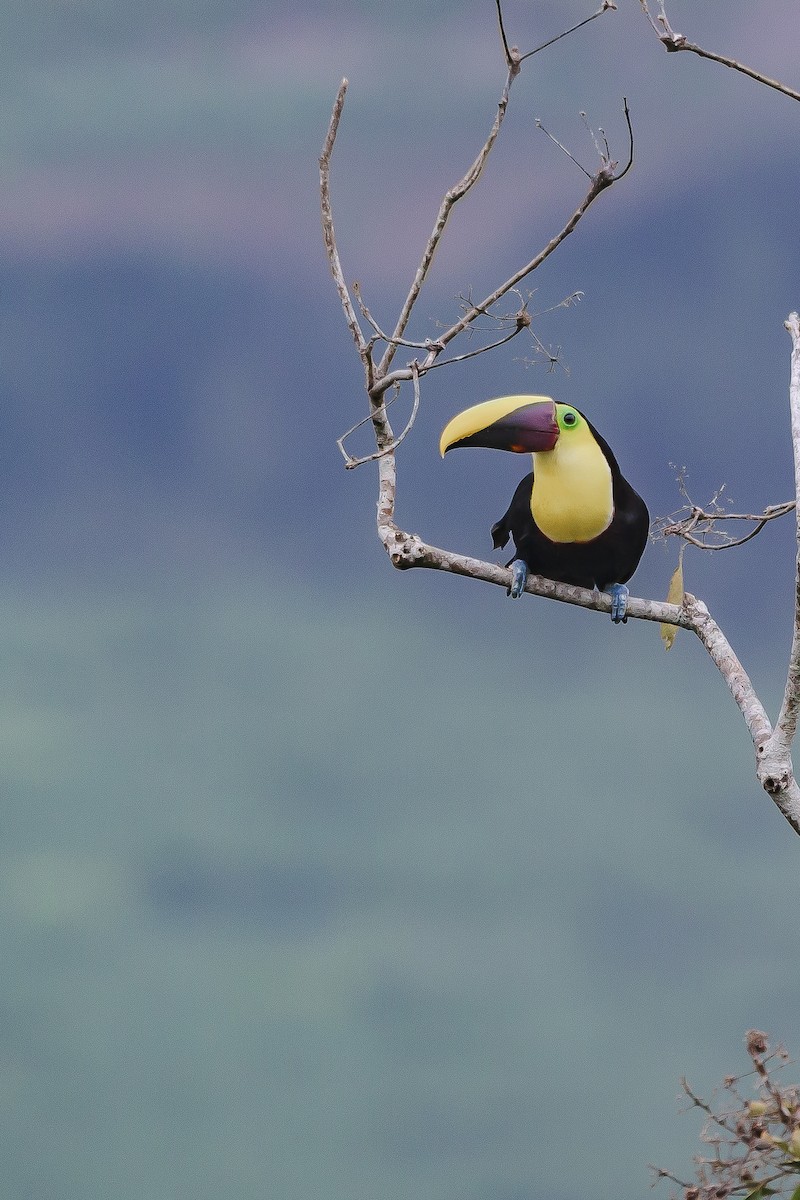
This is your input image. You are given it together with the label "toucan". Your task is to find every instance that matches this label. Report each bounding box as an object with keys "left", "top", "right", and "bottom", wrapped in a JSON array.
[{"left": 439, "top": 395, "right": 649, "bottom": 623}]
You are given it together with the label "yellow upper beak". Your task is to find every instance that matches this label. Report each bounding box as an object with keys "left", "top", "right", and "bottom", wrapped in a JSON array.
[{"left": 440, "top": 395, "right": 558, "bottom": 457}]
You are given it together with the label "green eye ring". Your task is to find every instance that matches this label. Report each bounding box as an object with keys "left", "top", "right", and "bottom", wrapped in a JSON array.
[{"left": 559, "top": 407, "right": 579, "bottom": 430}]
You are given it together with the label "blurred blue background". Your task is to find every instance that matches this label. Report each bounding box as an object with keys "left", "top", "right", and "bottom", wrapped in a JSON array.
[{"left": 2, "top": 2, "right": 799, "bottom": 1197}]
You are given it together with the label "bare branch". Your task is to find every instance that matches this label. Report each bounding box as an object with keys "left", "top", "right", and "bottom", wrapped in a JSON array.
[
  {"left": 655, "top": 468, "right": 796, "bottom": 550},
  {"left": 680, "top": 1077, "right": 738, "bottom": 1137},
  {"left": 379, "top": 3, "right": 622, "bottom": 379},
  {"left": 518, "top": 2, "right": 617, "bottom": 66},
  {"left": 353, "top": 283, "right": 445, "bottom": 353},
  {"left": 354, "top": 283, "right": 542, "bottom": 369},
  {"left": 380, "top": 524, "right": 692, "bottom": 627},
  {"left": 658, "top": 501, "right": 796, "bottom": 551},
  {"left": 639, "top": 0, "right": 800, "bottom": 103},
  {"left": 377, "top": 62, "right": 517, "bottom": 376},
  {"left": 374, "top": 419, "right": 398, "bottom": 560},
  {"left": 454, "top": 193, "right": 602, "bottom": 329},
  {"left": 495, "top": 1, "right": 616, "bottom": 81},
  {"left": 375, "top": 117, "right": 633, "bottom": 398},
  {"left": 616, "top": 97, "right": 635, "bottom": 182},
  {"left": 535, "top": 117, "right": 594, "bottom": 179},
  {"left": 338, "top": 367, "right": 421, "bottom": 469},
  {"left": 319, "top": 80, "right": 372, "bottom": 381},
  {"left": 536, "top": 98, "right": 633, "bottom": 184},
  {"left": 493, "top": 0, "right": 519, "bottom": 74},
  {"left": 430, "top": 102, "right": 633, "bottom": 347},
  {"left": 772, "top": 313, "right": 800, "bottom": 752},
  {"left": 680, "top": 602, "right": 776, "bottom": 787},
  {"left": 424, "top": 322, "right": 528, "bottom": 371},
  {"left": 372, "top": 510, "right": 800, "bottom": 835},
  {"left": 648, "top": 1165, "right": 693, "bottom": 1193}
]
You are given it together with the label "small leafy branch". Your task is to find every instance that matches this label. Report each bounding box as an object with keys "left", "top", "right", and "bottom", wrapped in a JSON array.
[{"left": 655, "top": 1032, "right": 800, "bottom": 1200}]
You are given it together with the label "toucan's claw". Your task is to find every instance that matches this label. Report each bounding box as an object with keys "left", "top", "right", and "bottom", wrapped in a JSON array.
[
  {"left": 510, "top": 559, "right": 528, "bottom": 599},
  {"left": 605, "top": 582, "right": 629, "bottom": 624}
]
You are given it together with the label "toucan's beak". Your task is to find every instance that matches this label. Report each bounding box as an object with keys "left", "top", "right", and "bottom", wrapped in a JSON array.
[{"left": 440, "top": 396, "right": 559, "bottom": 457}]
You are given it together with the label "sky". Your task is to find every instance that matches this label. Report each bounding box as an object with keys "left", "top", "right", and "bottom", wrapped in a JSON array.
[{"left": 2, "top": 3, "right": 800, "bottom": 1198}]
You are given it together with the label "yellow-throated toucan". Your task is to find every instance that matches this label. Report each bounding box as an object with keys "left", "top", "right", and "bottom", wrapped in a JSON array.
[{"left": 440, "top": 395, "right": 649, "bottom": 623}]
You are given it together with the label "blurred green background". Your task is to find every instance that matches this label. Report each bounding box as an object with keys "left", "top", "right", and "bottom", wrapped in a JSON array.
[{"left": 1, "top": 2, "right": 799, "bottom": 1197}]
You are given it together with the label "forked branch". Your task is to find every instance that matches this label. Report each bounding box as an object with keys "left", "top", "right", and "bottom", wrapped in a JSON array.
[
  {"left": 656, "top": 477, "right": 795, "bottom": 550},
  {"left": 639, "top": 0, "right": 800, "bottom": 103},
  {"left": 374, "top": 116, "right": 633, "bottom": 399}
]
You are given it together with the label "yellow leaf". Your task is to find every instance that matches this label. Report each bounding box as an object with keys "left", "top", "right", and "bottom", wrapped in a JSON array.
[{"left": 660, "top": 550, "right": 685, "bottom": 651}]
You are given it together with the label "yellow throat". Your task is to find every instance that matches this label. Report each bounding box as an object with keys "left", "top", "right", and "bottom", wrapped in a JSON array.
[{"left": 532, "top": 420, "right": 613, "bottom": 543}]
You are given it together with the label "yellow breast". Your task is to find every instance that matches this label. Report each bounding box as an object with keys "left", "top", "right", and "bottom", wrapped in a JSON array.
[{"left": 531, "top": 429, "right": 613, "bottom": 543}]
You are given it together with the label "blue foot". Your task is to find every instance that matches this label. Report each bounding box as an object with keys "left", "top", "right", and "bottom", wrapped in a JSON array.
[
  {"left": 510, "top": 560, "right": 528, "bottom": 599},
  {"left": 605, "top": 582, "right": 629, "bottom": 624}
]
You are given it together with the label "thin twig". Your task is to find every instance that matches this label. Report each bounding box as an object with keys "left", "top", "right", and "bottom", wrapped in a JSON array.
[
  {"left": 493, "top": 0, "right": 518, "bottom": 74},
  {"left": 638, "top": 0, "right": 662, "bottom": 39},
  {"left": 685, "top": 48, "right": 800, "bottom": 103},
  {"left": 319, "top": 80, "right": 371, "bottom": 381},
  {"left": 649, "top": 1166, "right": 693, "bottom": 1192},
  {"left": 373, "top": 291, "right": 575, "bottom": 386},
  {"left": 519, "top": 2, "right": 617, "bottom": 66},
  {"left": 657, "top": 463, "right": 796, "bottom": 551},
  {"left": 639, "top": 0, "right": 800, "bottom": 103},
  {"left": 353, "top": 283, "right": 445, "bottom": 353},
  {"left": 424, "top": 313, "right": 530, "bottom": 371},
  {"left": 336, "top": 384, "right": 399, "bottom": 462},
  {"left": 436, "top": 102, "right": 632, "bottom": 344},
  {"left": 535, "top": 118, "right": 593, "bottom": 179},
  {"left": 654, "top": 1034, "right": 800, "bottom": 1198},
  {"left": 338, "top": 366, "right": 421, "bottom": 469},
  {"left": 660, "top": 502, "right": 796, "bottom": 550},
  {"left": 380, "top": 2, "right": 619, "bottom": 378},
  {"left": 377, "top": 62, "right": 517, "bottom": 377},
  {"left": 676, "top": 522, "right": 778, "bottom": 551},
  {"left": 375, "top": 119, "right": 633, "bottom": 398},
  {"left": 535, "top": 97, "right": 631, "bottom": 184},
  {"left": 616, "top": 97, "right": 634, "bottom": 181},
  {"left": 681, "top": 1078, "right": 736, "bottom": 1136}
]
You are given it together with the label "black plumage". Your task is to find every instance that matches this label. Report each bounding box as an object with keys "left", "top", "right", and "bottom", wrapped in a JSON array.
[{"left": 490, "top": 422, "right": 649, "bottom": 592}]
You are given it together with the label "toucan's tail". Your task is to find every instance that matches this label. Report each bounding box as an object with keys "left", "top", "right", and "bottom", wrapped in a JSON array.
[{"left": 491, "top": 514, "right": 511, "bottom": 551}]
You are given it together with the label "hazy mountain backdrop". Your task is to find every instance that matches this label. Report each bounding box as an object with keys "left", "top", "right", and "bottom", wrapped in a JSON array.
[{"left": 2, "top": 3, "right": 800, "bottom": 1198}]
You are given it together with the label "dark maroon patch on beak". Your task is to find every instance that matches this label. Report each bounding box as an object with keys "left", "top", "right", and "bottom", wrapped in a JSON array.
[{"left": 458, "top": 400, "right": 559, "bottom": 454}]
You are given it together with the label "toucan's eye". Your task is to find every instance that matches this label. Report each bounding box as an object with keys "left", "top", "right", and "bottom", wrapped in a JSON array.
[{"left": 561, "top": 409, "right": 578, "bottom": 428}]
